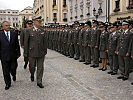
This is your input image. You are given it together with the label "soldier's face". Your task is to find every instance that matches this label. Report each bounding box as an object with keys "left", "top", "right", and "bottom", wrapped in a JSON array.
[
  {"left": 34, "top": 20, "right": 41, "bottom": 28},
  {"left": 92, "top": 23, "right": 97, "bottom": 28},
  {"left": 122, "top": 25, "right": 128, "bottom": 30},
  {"left": 27, "top": 24, "right": 33, "bottom": 28},
  {"left": 111, "top": 27, "right": 116, "bottom": 32}
]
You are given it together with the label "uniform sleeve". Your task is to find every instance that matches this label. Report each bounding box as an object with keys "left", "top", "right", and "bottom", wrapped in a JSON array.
[
  {"left": 96, "top": 30, "right": 101, "bottom": 47},
  {"left": 24, "top": 29, "right": 30, "bottom": 57}
]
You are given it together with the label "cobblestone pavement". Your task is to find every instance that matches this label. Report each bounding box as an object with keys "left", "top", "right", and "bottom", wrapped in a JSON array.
[{"left": 0, "top": 49, "right": 133, "bottom": 100}]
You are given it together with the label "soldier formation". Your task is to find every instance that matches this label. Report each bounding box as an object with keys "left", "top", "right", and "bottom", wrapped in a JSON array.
[{"left": 44, "top": 20, "right": 133, "bottom": 85}]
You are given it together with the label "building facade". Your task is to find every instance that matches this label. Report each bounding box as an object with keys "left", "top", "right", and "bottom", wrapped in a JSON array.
[
  {"left": 0, "top": 9, "right": 19, "bottom": 28},
  {"left": 110, "top": 0, "right": 133, "bottom": 22},
  {"left": 19, "top": 6, "right": 33, "bottom": 28},
  {"left": 33, "top": 0, "right": 68, "bottom": 25},
  {"left": 68, "top": 0, "right": 111, "bottom": 23}
]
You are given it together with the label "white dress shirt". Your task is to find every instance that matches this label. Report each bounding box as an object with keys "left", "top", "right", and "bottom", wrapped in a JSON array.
[{"left": 4, "top": 30, "right": 10, "bottom": 41}]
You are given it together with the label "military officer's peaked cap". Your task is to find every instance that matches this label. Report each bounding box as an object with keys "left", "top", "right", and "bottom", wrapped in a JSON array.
[
  {"left": 33, "top": 16, "right": 42, "bottom": 22},
  {"left": 122, "top": 20, "right": 129, "bottom": 25},
  {"left": 92, "top": 20, "right": 99, "bottom": 25},
  {"left": 128, "top": 20, "right": 133, "bottom": 26},
  {"left": 116, "top": 21, "right": 122, "bottom": 26},
  {"left": 80, "top": 23, "right": 85, "bottom": 26},
  {"left": 105, "top": 22, "right": 112, "bottom": 26},
  {"left": 110, "top": 22, "right": 118, "bottom": 28},
  {"left": 85, "top": 21, "right": 91, "bottom": 26},
  {"left": 74, "top": 21, "right": 79, "bottom": 24},
  {"left": 26, "top": 20, "right": 33, "bottom": 24},
  {"left": 99, "top": 22, "right": 105, "bottom": 27}
]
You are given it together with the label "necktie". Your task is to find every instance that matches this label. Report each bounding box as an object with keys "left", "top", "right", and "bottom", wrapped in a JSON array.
[{"left": 6, "top": 32, "right": 10, "bottom": 42}]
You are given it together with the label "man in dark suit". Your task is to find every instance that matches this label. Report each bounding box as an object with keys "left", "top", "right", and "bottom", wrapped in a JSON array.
[{"left": 0, "top": 21, "right": 20, "bottom": 90}]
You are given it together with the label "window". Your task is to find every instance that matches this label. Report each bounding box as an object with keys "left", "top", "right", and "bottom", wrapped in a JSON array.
[
  {"left": 53, "top": 13, "right": 57, "bottom": 21},
  {"left": 8, "top": 18, "right": 10, "bottom": 20},
  {"left": 113, "top": 0, "right": 120, "bottom": 12},
  {"left": 16, "top": 18, "right": 18, "bottom": 21},
  {"left": 127, "top": 0, "right": 133, "bottom": 9},
  {"left": 8, "top": 12, "right": 10, "bottom": 13},
  {"left": 63, "top": 13, "right": 67, "bottom": 18},
  {"left": 63, "top": 13, "right": 67, "bottom": 22},
  {"left": 53, "top": 0, "right": 56, "bottom": 6},
  {"left": 53, "top": 13, "right": 57, "bottom": 18},
  {"left": 63, "top": 0, "right": 66, "bottom": 7}
]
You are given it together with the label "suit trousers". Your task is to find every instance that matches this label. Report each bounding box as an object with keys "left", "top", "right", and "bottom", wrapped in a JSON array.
[
  {"left": 109, "top": 54, "right": 119, "bottom": 73},
  {"left": 1, "top": 60, "right": 18, "bottom": 85},
  {"left": 84, "top": 46, "right": 91, "bottom": 63},
  {"left": 118, "top": 55, "right": 131, "bottom": 77},
  {"left": 29, "top": 57, "right": 45, "bottom": 84},
  {"left": 91, "top": 47, "right": 99, "bottom": 66}
]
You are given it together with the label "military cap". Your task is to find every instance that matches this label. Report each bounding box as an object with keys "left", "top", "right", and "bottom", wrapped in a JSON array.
[
  {"left": 128, "top": 20, "right": 133, "bottom": 26},
  {"left": 80, "top": 23, "right": 85, "bottom": 26},
  {"left": 105, "top": 22, "right": 112, "bottom": 26},
  {"left": 116, "top": 21, "right": 122, "bottom": 26},
  {"left": 122, "top": 20, "right": 129, "bottom": 25},
  {"left": 110, "top": 22, "right": 118, "bottom": 28},
  {"left": 74, "top": 21, "right": 79, "bottom": 25},
  {"left": 92, "top": 20, "right": 99, "bottom": 25},
  {"left": 26, "top": 20, "right": 33, "bottom": 24},
  {"left": 85, "top": 21, "right": 91, "bottom": 26},
  {"left": 33, "top": 16, "right": 42, "bottom": 22},
  {"left": 99, "top": 22, "right": 105, "bottom": 27}
]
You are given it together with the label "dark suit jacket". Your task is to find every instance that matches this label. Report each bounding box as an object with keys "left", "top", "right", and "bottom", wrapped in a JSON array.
[{"left": 0, "top": 30, "right": 21, "bottom": 61}]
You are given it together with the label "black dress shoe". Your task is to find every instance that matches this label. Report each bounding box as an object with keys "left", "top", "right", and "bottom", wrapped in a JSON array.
[
  {"left": 74, "top": 58, "right": 79, "bottom": 60},
  {"left": 99, "top": 68, "right": 103, "bottom": 70},
  {"left": 131, "top": 82, "right": 133, "bottom": 85},
  {"left": 13, "top": 76, "right": 16, "bottom": 81},
  {"left": 117, "top": 76, "right": 124, "bottom": 79},
  {"left": 107, "top": 71, "right": 113, "bottom": 74},
  {"left": 5, "top": 85, "right": 11, "bottom": 90},
  {"left": 122, "top": 77, "right": 128, "bottom": 81},
  {"left": 111, "top": 72, "right": 117, "bottom": 75},
  {"left": 84, "top": 62, "right": 91, "bottom": 65},
  {"left": 102, "top": 68, "right": 107, "bottom": 71},
  {"left": 90, "top": 65, "right": 95, "bottom": 67},
  {"left": 79, "top": 60, "right": 85, "bottom": 62},
  {"left": 37, "top": 83, "right": 44, "bottom": 88},
  {"left": 93, "top": 66, "right": 99, "bottom": 68},
  {"left": 31, "top": 76, "right": 34, "bottom": 82}
]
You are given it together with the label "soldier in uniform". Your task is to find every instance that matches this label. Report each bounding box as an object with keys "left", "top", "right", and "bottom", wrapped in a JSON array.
[
  {"left": 116, "top": 21, "right": 132, "bottom": 81},
  {"left": 90, "top": 20, "right": 101, "bottom": 68},
  {"left": 78, "top": 23, "right": 85, "bottom": 62},
  {"left": 68, "top": 25, "right": 74, "bottom": 58},
  {"left": 83, "top": 21, "right": 92, "bottom": 65},
  {"left": 98, "top": 22, "right": 109, "bottom": 71},
  {"left": 107, "top": 23, "right": 119, "bottom": 75},
  {"left": 73, "top": 22, "right": 80, "bottom": 60},
  {"left": 24, "top": 18, "right": 47, "bottom": 88},
  {"left": 20, "top": 20, "right": 33, "bottom": 70}
]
